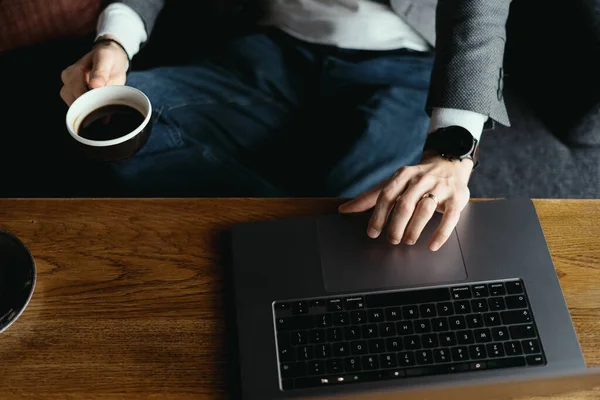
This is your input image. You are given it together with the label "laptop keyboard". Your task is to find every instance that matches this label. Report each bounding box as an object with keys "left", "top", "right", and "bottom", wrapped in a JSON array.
[{"left": 273, "top": 279, "right": 546, "bottom": 391}]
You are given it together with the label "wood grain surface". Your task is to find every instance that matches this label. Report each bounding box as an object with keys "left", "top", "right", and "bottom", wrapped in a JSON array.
[{"left": 0, "top": 199, "right": 598, "bottom": 400}]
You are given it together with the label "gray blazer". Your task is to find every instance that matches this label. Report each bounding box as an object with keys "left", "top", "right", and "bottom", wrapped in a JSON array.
[{"left": 108, "top": 0, "right": 511, "bottom": 126}]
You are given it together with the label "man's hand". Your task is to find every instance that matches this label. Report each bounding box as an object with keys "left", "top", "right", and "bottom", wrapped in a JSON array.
[
  {"left": 339, "top": 154, "right": 473, "bottom": 251},
  {"left": 60, "top": 35, "right": 129, "bottom": 106}
]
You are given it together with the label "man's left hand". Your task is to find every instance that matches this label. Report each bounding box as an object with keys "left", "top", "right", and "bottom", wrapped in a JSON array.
[{"left": 339, "top": 154, "right": 473, "bottom": 251}]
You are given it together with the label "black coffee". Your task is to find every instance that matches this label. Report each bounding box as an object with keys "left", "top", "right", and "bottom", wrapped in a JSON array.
[{"left": 78, "top": 104, "right": 145, "bottom": 141}]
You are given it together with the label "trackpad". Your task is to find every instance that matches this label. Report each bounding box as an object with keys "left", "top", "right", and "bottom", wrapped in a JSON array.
[{"left": 317, "top": 212, "right": 467, "bottom": 293}]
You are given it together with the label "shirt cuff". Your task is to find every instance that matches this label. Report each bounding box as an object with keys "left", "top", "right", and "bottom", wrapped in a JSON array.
[
  {"left": 428, "top": 108, "right": 489, "bottom": 142},
  {"left": 96, "top": 3, "right": 148, "bottom": 59}
]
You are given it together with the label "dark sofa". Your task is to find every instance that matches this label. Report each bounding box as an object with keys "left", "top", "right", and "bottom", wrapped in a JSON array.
[{"left": 0, "top": 0, "right": 598, "bottom": 198}]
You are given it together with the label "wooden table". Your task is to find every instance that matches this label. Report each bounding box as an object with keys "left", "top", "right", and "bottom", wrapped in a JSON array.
[{"left": 0, "top": 199, "right": 599, "bottom": 399}]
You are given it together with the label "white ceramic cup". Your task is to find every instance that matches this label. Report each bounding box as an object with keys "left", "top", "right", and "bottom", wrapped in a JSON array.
[{"left": 66, "top": 86, "right": 152, "bottom": 161}]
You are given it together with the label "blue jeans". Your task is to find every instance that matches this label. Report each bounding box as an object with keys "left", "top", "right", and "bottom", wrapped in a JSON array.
[{"left": 111, "top": 28, "right": 434, "bottom": 197}]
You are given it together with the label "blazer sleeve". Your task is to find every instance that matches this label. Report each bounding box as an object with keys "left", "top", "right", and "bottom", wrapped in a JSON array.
[
  {"left": 104, "top": 0, "right": 165, "bottom": 38},
  {"left": 426, "top": 0, "right": 513, "bottom": 126}
]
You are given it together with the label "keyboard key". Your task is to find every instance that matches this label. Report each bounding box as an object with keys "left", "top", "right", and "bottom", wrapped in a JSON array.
[
  {"left": 474, "top": 328, "right": 492, "bottom": 343},
  {"left": 368, "top": 339, "right": 385, "bottom": 354},
  {"left": 470, "top": 361, "right": 487, "bottom": 370},
  {"left": 432, "top": 317, "right": 449, "bottom": 332},
  {"left": 297, "top": 345, "right": 314, "bottom": 360},
  {"left": 491, "top": 327, "right": 509, "bottom": 342},
  {"left": 466, "top": 314, "right": 484, "bottom": 328},
  {"left": 402, "top": 305, "right": 419, "bottom": 319},
  {"left": 332, "top": 342, "right": 349, "bottom": 357},
  {"left": 506, "top": 281, "right": 524, "bottom": 294},
  {"left": 469, "top": 345, "right": 487, "bottom": 359},
  {"left": 327, "top": 327, "right": 343, "bottom": 342},
  {"left": 277, "top": 315, "right": 314, "bottom": 331},
  {"left": 471, "top": 299, "right": 489, "bottom": 313},
  {"left": 510, "top": 324, "right": 536, "bottom": 339},
  {"left": 292, "top": 301, "right": 309, "bottom": 314},
  {"left": 416, "top": 350, "right": 434, "bottom": 365},
  {"left": 437, "top": 302, "right": 454, "bottom": 316},
  {"left": 501, "top": 310, "right": 532, "bottom": 325},
  {"left": 486, "top": 343, "right": 505, "bottom": 357},
  {"left": 333, "top": 312, "right": 350, "bottom": 326},
  {"left": 368, "top": 309, "right": 385, "bottom": 323},
  {"left": 386, "top": 337, "right": 403, "bottom": 352},
  {"left": 454, "top": 300, "right": 472, "bottom": 314},
  {"left": 526, "top": 355, "right": 545, "bottom": 366},
  {"left": 403, "top": 335, "right": 421, "bottom": 350},
  {"left": 279, "top": 344, "right": 295, "bottom": 362},
  {"left": 275, "top": 302, "right": 291, "bottom": 312},
  {"left": 439, "top": 332, "right": 457, "bottom": 346},
  {"left": 414, "top": 319, "right": 431, "bottom": 334},
  {"left": 344, "top": 356, "right": 361, "bottom": 372},
  {"left": 344, "top": 326, "right": 361, "bottom": 340},
  {"left": 327, "top": 299, "right": 344, "bottom": 312},
  {"left": 308, "top": 360, "right": 326, "bottom": 375},
  {"left": 345, "top": 296, "right": 365, "bottom": 310},
  {"left": 456, "top": 330, "right": 475, "bottom": 345},
  {"left": 366, "top": 287, "right": 451, "bottom": 308},
  {"left": 422, "top": 334, "right": 439, "bottom": 348},
  {"left": 309, "top": 329, "right": 325, "bottom": 343},
  {"left": 315, "top": 344, "right": 331, "bottom": 359},
  {"left": 484, "top": 312, "right": 501, "bottom": 327},
  {"left": 451, "top": 286, "right": 472, "bottom": 300},
  {"left": 522, "top": 339, "right": 541, "bottom": 354},
  {"left": 449, "top": 315, "right": 466, "bottom": 330},
  {"left": 505, "top": 295, "right": 528, "bottom": 309},
  {"left": 315, "top": 314, "right": 332, "bottom": 328},
  {"left": 362, "top": 355, "right": 379, "bottom": 370},
  {"left": 434, "top": 348, "right": 451, "bottom": 363},
  {"left": 350, "top": 310, "right": 367, "bottom": 325},
  {"left": 350, "top": 341, "right": 368, "bottom": 355},
  {"left": 326, "top": 358, "right": 343, "bottom": 374},
  {"left": 380, "top": 353, "right": 398, "bottom": 368},
  {"left": 379, "top": 322, "right": 396, "bottom": 337},
  {"left": 472, "top": 285, "right": 489, "bottom": 298},
  {"left": 385, "top": 307, "right": 402, "bottom": 321},
  {"left": 489, "top": 283, "right": 506, "bottom": 296},
  {"left": 488, "top": 297, "right": 506, "bottom": 311},
  {"left": 291, "top": 331, "right": 307, "bottom": 345},
  {"left": 309, "top": 299, "right": 325, "bottom": 308},
  {"left": 419, "top": 303, "right": 437, "bottom": 318},
  {"left": 396, "top": 321, "right": 414, "bottom": 335},
  {"left": 504, "top": 341, "right": 523, "bottom": 356},
  {"left": 487, "top": 356, "right": 526, "bottom": 369},
  {"left": 451, "top": 346, "right": 469, "bottom": 361},
  {"left": 281, "top": 362, "right": 306, "bottom": 378},
  {"left": 384, "top": 369, "right": 406, "bottom": 378},
  {"left": 398, "top": 351, "right": 416, "bottom": 366},
  {"left": 361, "top": 325, "right": 378, "bottom": 339}
]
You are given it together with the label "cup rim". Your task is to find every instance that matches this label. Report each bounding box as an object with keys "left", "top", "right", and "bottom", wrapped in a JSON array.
[
  {"left": 0, "top": 230, "right": 37, "bottom": 334},
  {"left": 66, "top": 86, "right": 152, "bottom": 148}
]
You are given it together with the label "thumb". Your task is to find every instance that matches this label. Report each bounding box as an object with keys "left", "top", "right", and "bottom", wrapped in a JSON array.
[{"left": 88, "top": 52, "right": 113, "bottom": 89}]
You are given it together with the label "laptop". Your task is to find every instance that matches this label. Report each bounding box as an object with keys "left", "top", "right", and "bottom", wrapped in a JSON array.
[{"left": 231, "top": 199, "right": 600, "bottom": 399}]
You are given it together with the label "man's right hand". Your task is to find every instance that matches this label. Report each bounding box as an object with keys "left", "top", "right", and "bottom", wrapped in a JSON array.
[{"left": 60, "top": 35, "right": 129, "bottom": 106}]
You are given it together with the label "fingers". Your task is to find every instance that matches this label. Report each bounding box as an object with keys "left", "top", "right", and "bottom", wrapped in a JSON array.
[
  {"left": 88, "top": 51, "right": 114, "bottom": 89},
  {"left": 338, "top": 181, "right": 387, "bottom": 214},
  {"left": 429, "top": 206, "right": 461, "bottom": 251},
  {"left": 385, "top": 175, "right": 436, "bottom": 244},
  {"left": 367, "top": 167, "right": 412, "bottom": 238},
  {"left": 60, "top": 53, "right": 93, "bottom": 105}
]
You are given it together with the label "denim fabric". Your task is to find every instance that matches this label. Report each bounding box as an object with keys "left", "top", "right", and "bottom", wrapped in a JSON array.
[{"left": 110, "top": 29, "right": 434, "bottom": 197}]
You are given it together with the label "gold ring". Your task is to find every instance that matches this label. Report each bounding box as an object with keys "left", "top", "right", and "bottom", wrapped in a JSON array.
[{"left": 421, "top": 193, "right": 439, "bottom": 206}]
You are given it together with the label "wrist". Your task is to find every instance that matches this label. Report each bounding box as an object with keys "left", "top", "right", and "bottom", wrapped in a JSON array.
[{"left": 421, "top": 152, "right": 474, "bottom": 181}]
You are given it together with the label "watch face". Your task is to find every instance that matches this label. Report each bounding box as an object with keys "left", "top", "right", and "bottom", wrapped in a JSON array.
[{"left": 441, "top": 127, "right": 475, "bottom": 158}]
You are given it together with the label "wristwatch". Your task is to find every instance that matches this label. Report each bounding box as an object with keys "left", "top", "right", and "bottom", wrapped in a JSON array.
[{"left": 423, "top": 125, "right": 479, "bottom": 168}]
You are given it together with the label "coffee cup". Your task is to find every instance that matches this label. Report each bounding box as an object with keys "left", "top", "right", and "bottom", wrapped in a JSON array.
[
  {"left": 0, "top": 231, "right": 36, "bottom": 334},
  {"left": 66, "top": 86, "right": 152, "bottom": 162}
]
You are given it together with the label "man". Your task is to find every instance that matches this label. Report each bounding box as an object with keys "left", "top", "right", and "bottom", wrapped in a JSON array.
[{"left": 60, "top": 0, "right": 512, "bottom": 250}]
